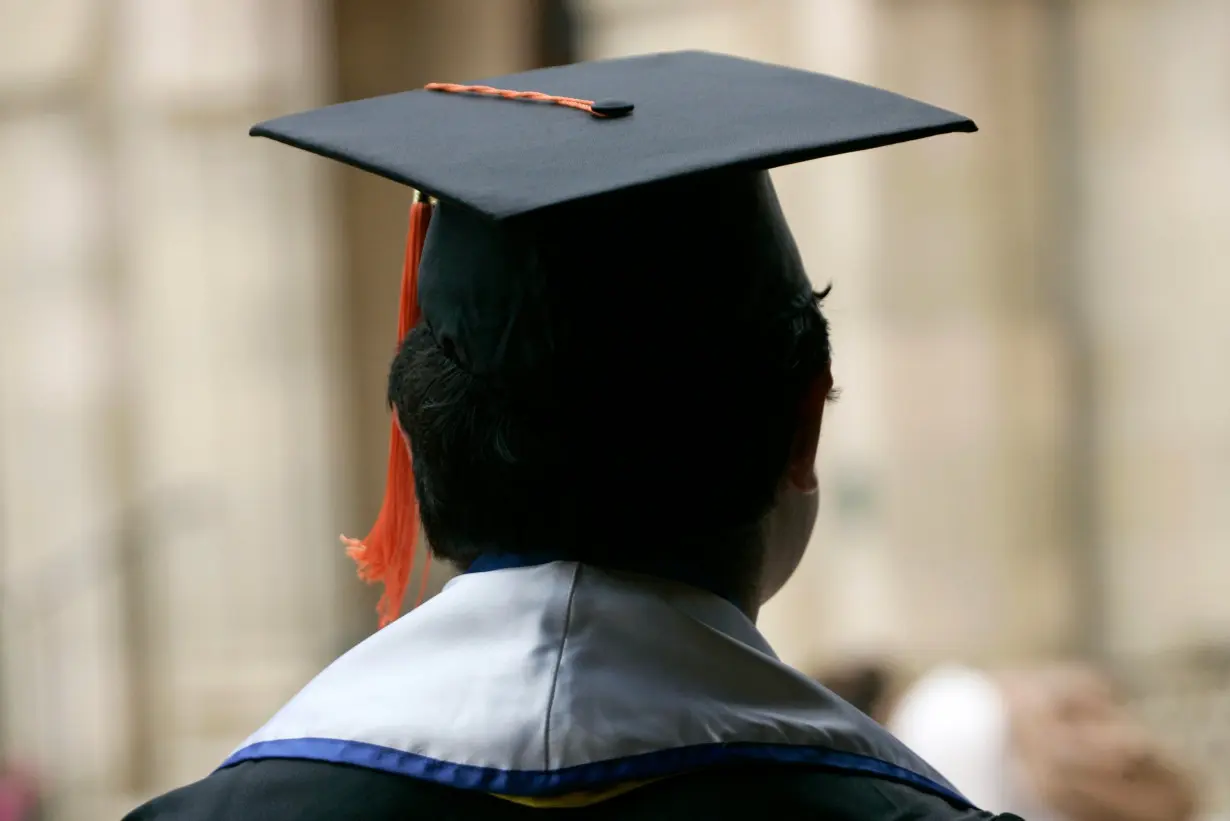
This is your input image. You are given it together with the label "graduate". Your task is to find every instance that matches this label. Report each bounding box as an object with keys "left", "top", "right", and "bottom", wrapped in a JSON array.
[{"left": 127, "top": 50, "right": 1017, "bottom": 820}]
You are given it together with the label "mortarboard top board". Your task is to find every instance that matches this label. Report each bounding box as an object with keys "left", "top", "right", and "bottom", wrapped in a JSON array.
[
  {"left": 251, "top": 49, "right": 976, "bottom": 221},
  {"left": 249, "top": 50, "right": 977, "bottom": 627}
]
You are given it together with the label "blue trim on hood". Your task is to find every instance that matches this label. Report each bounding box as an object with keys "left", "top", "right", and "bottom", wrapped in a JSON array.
[
  {"left": 465, "top": 553, "right": 560, "bottom": 575},
  {"left": 220, "top": 736, "right": 974, "bottom": 810}
]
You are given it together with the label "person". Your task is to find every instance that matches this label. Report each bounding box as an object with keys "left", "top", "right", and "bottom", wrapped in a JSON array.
[
  {"left": 812, "top": 659, "right": 900, "bottom": 724},
  {"left": 883, "top": 662, "right": 1199, "bottom": 821},
  {"left": 0, "top": 761, "right": 44, "bottom": 821},
  {"left": 125, "top": 51, "right": 1008, "bottom": 819},
  {"left": 1002, "top": 664, "right": 1199, "bottom": 821}
]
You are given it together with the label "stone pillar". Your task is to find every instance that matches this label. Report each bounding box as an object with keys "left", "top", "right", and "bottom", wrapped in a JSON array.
[
  {"left": 578, "top": 0, "right": 792, "bottom": 57},
  {"left": 1076, "top": 0, "right": 1230, "bottom": 660},
  {"left": 868, "top": 0, "right": 1074, "bottom": 665},
  {"left": 109, "top": 0, "right": 344, "bottom": 789},
  {"left": 0, "top": 0, "right": 348, "bottom": 806},
  {"left": 0, "top": 2, "right": 126, "bottom": 796},
  {"left": 1074, "top": 3, "right": 1230, "bottom": 808}
]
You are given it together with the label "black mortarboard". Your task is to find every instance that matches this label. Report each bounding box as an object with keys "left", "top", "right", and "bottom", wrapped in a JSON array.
[
  {"left": 249, "top": 50, "right": 976, "bottom": 625},
  {"left": 253, "top": 50, "right": 975, "bottom": 375}
]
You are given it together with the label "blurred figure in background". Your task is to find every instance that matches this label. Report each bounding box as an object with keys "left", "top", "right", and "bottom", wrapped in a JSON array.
[
  {"left": 0, "top": 762, "right": 44, "bottom": 821},
  {"left": 819, "top": 661, "right": 1199, "bottom": 821},
  {"left": 813, "top": 659, "right": 898, "bottom": 724},
  {"left": 994, "top": 664, "right": 1197, "bottom": 821}
]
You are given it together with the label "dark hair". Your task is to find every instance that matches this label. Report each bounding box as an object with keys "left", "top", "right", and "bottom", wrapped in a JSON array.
[{"left": 389, "top": 280, "right": 832, "bottom": 577}]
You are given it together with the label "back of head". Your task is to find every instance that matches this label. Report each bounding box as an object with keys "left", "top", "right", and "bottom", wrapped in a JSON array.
[{"left": 391, "top": 169, "right": 832, "bottom": 577}]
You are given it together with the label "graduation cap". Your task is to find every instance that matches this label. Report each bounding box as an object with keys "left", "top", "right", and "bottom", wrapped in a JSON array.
[{"left": 250, "top": 50, "right": 976, "bottom": 627}]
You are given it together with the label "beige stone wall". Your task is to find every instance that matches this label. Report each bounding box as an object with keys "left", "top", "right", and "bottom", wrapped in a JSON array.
[
  {"left": 1075, "top": 3, "right": 1230, "bottom": 810},
  {"left": 1, "top": 1, "right": 348, "bottom": 813},
  {"left": 3, "top": 0, "right": 1228, "bottom": 817},
  {"left": 867, "top": 0, "right": 1077, "bottom": 666},
  {"left": 1076, "top": 0, "right": 1230, "bottom": 660}
]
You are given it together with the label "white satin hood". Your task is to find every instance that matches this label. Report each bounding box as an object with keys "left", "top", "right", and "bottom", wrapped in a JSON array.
[{"left": 223, "top": 561, "right": 968, "bottom": 806}]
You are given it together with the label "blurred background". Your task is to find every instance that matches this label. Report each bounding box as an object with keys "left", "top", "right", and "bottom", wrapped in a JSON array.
[{"left": 1, "top": 0, "right": 1228, "bottom": 818}]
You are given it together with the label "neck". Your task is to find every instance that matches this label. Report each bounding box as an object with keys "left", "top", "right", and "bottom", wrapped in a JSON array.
[
  {"left": 738, "top": 596, "right": 760, "bottom": 623},
  {"left": 465, "top": 543, "right": 764, "bottom": 620}
]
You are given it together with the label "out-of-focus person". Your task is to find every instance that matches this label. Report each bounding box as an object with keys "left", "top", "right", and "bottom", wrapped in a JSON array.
[
  {"left": 995, "top": 664, "right": 1198, "bottom": 821},
  {"left": 819, "top": 661, "right": 1200, "bottom": 821},
  {"left": 812, "top": 659, "right": 899, "bottom": 724},
  {"left": 0, "top": 762, "right": 44, "bottom": 821}
]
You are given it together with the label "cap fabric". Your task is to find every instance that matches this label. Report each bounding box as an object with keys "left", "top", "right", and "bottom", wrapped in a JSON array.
[{"left": 251, "top": 49, "right": 975, "bottom": 220}]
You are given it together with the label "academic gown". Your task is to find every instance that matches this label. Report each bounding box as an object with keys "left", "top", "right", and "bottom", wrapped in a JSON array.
[{"left": 125, "top": 560, "right": 1023, "bottom": 821}]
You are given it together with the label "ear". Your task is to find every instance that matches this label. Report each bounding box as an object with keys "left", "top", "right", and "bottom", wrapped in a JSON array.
[{"left": 786, "top": 365, "right": 832, "bottom": 492}]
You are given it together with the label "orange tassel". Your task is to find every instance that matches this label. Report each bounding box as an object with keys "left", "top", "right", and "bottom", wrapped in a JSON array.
[{"left": 341, "top": 195, "right": 434, "bottom": 628}]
